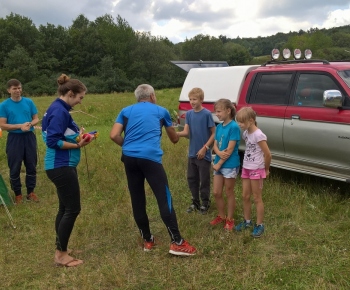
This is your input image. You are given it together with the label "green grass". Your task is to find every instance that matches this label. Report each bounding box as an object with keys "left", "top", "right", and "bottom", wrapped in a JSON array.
[{"left": 0, "top": 89, "right": 350, "bottom": 290}]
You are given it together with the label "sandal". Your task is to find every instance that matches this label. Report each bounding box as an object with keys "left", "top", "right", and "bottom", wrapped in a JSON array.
[{"left": 55, "top": 258, "right": 83, "bottom": 267}]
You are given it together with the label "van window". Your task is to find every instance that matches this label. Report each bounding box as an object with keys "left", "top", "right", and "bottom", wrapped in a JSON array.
[
  {"left": 249, "top": 73, "right": 293, "bottom": 105},
  {"left": 294, "top": 73, "right": 341, "bottom": 107}
]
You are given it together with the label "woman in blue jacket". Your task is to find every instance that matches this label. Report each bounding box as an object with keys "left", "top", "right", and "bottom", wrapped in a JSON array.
[{"left": 42, "top": 74, "right": 93, "bottom": 267}]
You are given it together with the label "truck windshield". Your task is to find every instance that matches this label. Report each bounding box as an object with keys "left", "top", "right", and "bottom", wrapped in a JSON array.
[{"left": 338, "top": 70, "right": 350, "bottom": 88}]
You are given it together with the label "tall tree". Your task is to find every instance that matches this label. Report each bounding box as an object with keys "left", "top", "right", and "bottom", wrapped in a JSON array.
[
  {"left": 35, "top": 24, "right": 71, "bottom": 74},
  {"left": 128, "top": 32, "right": 178, "bottom": 87},
  {"left": 94, "top": 14, "right": 135, "bottom": 74},
  {"left": 4, "top": 45, "right": 38, "bottom": 83},
  {"left": 65, "top": 14, "right": 106, "bottom": 76},
  {"left": 181, "top": 34, "right": 225, "bottom": 61},
  {"left": 331, "top": 32, "right": 350, "bottom": 48},
  {"left": 0, "top": 13, "right": 39, "bottom": 67},
  {"left": 308, "top": 30, "right": 332, "bottom": 52},
  {"left": 223, "top": 42, "right": 252, "bottom": 65}
]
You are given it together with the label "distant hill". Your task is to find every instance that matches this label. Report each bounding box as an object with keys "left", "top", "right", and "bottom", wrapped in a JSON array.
[{"left": 221, "top": 25, "right": 350, "bottom": 57}]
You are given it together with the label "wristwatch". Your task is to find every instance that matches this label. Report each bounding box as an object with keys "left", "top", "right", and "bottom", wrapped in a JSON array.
[{"left": 204, "top": 145, "right": 210, "bottom": 150}]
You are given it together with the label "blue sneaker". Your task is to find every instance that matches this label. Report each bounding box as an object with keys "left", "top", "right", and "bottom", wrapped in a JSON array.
[
  {"left": 252, "top": 224, "right": 265, "bottom": 238},
  {"left": 235, "top": 220, "right": 253, "bottom": 231}
]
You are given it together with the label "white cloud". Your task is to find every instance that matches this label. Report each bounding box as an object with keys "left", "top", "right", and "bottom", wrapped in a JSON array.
[
  {"left": 322, "top": 8, "right": 350, "bottom": 28},
  {"left": 0, "top": 0, "right": 350, "bottom": 43}
]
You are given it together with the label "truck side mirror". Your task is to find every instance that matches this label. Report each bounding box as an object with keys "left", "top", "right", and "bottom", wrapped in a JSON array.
[{"left": 323, "top": 90, "right": 343, "bottom": 108}]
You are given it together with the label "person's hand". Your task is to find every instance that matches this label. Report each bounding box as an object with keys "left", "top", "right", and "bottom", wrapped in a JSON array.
[
  {"left": 213, "top": 163, "right": 221, "bottom": 171},
  {"left": 196, "top": 147, "right": 206, "bottom": 159},
  {"left": 265, "top": 168, "right": 270, "bottom": 177},
  {"left": 21, "top": 122, "right": 31, "bottom": 132},
  {"left": 219, "top": 150, "right": 230, "bottom": 160},
  {"left": 80, "top": 134, "right": 94, "bottom": 147}
]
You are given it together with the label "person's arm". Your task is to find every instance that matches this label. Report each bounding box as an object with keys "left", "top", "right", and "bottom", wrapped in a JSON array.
[
  {"left": 46, "top": 122, "right": 93, "bottom": 150},
  {"left": 58, "top": 134, "right": 92, "bottom": 149},
  {"left": 165, "top": 126, "right": 179, "bottom": 144},
  {"left": 0, "top": 117, "right": 31, "bottom": 131},
  {"left": 110, "top": 123, "right": 124, "bottom": 146},
  {"left": 212, "top": 140, "right": 222, "bottom": 171},
  {"left": 177, "top": 123, "right": 189, "bottom": 137},
  {"left": 30, "top": 114, "right": 39, "bottom": 127},
  {"left": 212, "top": 140, "right": 236, "bottom": 171},
  {"left": 258, "top": 140, "right": 271, "bottom": 177},
  {"left": 207, "top": 126, "right": 215, "bottom": 147},
  {"left": 197, "top": 126, "right": 216, "bottom": 160}
]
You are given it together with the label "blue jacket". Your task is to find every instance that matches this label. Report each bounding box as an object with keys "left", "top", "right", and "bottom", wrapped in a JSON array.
[{"left": 42, "top": 98, "right": 81, "bottom": 170}]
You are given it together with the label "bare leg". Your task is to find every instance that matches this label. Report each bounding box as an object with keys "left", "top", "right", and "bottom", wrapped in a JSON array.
[
  {"left": 224, "top": 177, "right": 236, "bottom": 220},
  {"left": 213, "top": 175, "right": 225, "bottom": 218},
  {"left": 242, "top": 178, "right": 252, "bottom": 221},
  {"left": 251, "top": 179, "right": 264, "bottom": 224}
]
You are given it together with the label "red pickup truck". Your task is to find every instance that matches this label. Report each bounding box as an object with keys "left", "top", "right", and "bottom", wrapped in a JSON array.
[{"left": 178, "top": 49, "right": 350, "bottom": 182}]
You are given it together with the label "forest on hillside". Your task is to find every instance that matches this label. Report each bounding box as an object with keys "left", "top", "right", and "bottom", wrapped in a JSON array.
[{"left": 1, "top": 13, "right": 350, "bottom": 96}]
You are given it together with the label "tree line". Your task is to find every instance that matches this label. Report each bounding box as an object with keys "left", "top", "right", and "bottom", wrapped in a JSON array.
[{"left": 1, "top": 13, "right": 350, "bottom": 96}]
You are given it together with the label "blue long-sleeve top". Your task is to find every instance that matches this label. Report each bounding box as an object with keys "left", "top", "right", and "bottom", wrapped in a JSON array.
[{"left": 41, "top": 98, "right": 81, "bottom": 170}]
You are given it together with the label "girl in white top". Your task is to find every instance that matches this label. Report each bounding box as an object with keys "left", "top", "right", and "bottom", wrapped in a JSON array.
[{"left": 235, "top": 107, "right": 271, "bottom": 238}]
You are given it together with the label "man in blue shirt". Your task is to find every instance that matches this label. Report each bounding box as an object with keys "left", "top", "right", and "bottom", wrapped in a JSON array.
[
  {"left": 110, "top": 84, "right": 196, "bottom": 256},
  {"left": 0, "top": 79, "right": 40, "bottom": 204}
]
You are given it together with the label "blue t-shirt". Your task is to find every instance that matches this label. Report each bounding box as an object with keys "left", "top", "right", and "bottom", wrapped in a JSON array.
[
  {"left": 116, "top": 101, "right": 172, "bottom": 164},
  {"left": 185, "top": 108, "right": 215, "bottom": 162},
  {"left": 41, "top": 98, "right": 81, "bottom": 170},
  {"left": 0, "top": 97, "right": 38, "bottom": 133},
  {"left": 213, "top": 120, "right": 241, "bottom": 168}
]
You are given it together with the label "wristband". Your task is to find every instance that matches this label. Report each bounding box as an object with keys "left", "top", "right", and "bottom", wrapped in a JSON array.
[{"left": 204, "top": 145, "right": 210, "bottom": 150}]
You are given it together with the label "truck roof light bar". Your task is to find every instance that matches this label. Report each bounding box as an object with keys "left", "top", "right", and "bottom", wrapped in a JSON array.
[
  {"left": 294, "top": 49, "right": 302, "bottom": 60},
  {"left": 282, "top": 48, "right": 291, "bottom": 60},
  {"left": 304, "top": 49, "right": 312, "bottom": 60},
  {"left": 271, "top": 48, "right": 280, "bottom": 60}
]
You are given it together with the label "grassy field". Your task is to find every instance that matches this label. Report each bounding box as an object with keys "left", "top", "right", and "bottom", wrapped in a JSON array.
[{"left": 0, "top": 88, "right": 350, "bottom": 290}]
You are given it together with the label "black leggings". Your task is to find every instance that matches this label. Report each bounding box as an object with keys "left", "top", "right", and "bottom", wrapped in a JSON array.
[
  {"left": 122, "top": 155, "right": 182, "bottom": 243},
  {"left": 46, "top": 167, "right": 81, "bottom": 252}
]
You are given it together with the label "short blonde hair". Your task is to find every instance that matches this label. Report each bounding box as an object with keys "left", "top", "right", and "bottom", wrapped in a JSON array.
[
  {"left": 236, "top": 107, "right": 257, "bottom": 125},
  {"left": 188, "top": 87, "right": 204, "bottom": 101}
]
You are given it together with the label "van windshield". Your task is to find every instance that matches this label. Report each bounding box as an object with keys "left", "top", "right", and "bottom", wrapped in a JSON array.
[{"left": 338, "top": 70, "right": 350, "bottom": 88}]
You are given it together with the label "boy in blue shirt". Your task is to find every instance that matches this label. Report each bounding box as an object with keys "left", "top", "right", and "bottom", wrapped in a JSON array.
[{"left": 177, "top": 88, "right": 215, "bottom": 214}]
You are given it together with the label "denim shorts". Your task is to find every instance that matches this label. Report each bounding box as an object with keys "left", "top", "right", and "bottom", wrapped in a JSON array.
[{"left": 213, "top": 166, "right": 240, "bottom": 178}]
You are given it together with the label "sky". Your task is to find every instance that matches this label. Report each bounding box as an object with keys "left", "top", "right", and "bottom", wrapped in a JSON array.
[{"left": 1, "top": 0, "right": 350, "bottom": 43}]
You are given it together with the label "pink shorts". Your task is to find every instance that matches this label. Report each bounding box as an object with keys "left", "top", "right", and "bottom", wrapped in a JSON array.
[{"left": 241, "top": 168, "right": 266, "bottom": 179}]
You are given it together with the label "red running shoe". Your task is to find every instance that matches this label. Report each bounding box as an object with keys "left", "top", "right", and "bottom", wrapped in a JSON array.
[
  {"left": 144, "top": 236, "right": 155, "bottom": 252},
  {"left": 224, "top": 219, "right": 234, "bottom": 231},
  {"left": 169, "top": 240, "right": 196, "bottom": 256},
  {"left": 210, "top": 215, "right": 225, "bottom": 226}
]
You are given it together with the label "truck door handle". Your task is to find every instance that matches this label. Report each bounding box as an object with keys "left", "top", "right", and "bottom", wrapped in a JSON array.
[{"left": 291, "top": 115, "right": 300, "bottom": 120}]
